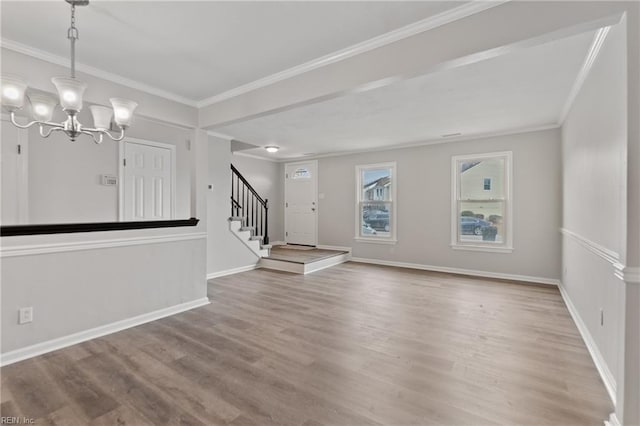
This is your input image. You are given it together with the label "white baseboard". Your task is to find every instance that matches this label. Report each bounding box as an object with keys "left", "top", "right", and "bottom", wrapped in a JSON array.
[
  {"left": 558, "top": 284, "right": 617, "bottom": 405},
  {"left": 604, "top": 412, "right": 620, "bottom": 426},
  {"left": 349, "top": 257, "right": 560, "bottom": 286},
  {"left": 270, "top": 241, "right": 286, "bottom": 246},
  {"left": 207, "top": 264, "right": 259, "bottom": 279},
  {"left": 0, "top": 297, "right": 210, "bottom": 367},
  {"left": 317, "top": 244, "right": 352, "bottom": 253}
]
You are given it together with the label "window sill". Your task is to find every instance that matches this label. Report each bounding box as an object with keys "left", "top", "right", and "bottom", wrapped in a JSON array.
[
  {"left": 450, "top": 244, "right": 513, "bottom": 253},
  {"left": 355, "top": 237, "right": 397, "bottom": 245}
]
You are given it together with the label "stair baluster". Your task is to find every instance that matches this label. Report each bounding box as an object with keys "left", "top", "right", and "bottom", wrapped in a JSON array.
[{"left": 230, "top": 164, "right": 269, "bottom": 245}]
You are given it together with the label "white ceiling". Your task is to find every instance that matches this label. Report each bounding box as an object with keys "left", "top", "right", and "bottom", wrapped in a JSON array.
[
  {"left": 216, "top": 30, "right": 596, "bottom": 160},
  {"left": 0, "top": 1, "right": 465, "bottom": 102},
  {"left": 1, "top": 2, "right": 600, "bottom": 160}
]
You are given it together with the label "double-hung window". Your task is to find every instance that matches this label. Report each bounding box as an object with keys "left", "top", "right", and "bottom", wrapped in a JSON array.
[
  {"left": 452, "top": 151, "right": 512, "bottom": 252},
  {"left": 355, "top": 162, "right": 397, "bottom": 243}
]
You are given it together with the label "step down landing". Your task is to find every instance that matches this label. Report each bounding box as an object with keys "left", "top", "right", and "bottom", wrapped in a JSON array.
[{"left": 260, "top": 246, "right": 350, "bottom": 274}]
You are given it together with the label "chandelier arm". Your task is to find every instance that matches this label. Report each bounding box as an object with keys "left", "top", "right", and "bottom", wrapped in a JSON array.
[
  {"left": 109, "top": 126, "right": 126, "bottom": 142},
  {"left": 9, "top": 111, "right": 42, "bottom": 130},
  {"left": 39, "top": 125, "right": 66, "bottom": 139},
  {"left": 91, "top": 126, "right": 126, "bottom": 142},
  {"left": 79, "top": 129, "right": 104, "bottom": 144},
  {"left": 5, "top": 1, "right": 138, "bottom": 143}
]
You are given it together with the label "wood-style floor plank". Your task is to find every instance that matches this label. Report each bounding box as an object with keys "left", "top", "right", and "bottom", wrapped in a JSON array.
[{"left": 1, "top": 262, "right": 613, "bottom": 425}]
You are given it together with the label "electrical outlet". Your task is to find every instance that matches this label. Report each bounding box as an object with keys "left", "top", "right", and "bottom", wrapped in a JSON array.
[
  {"left": 18, "top": 307, "right": 33, "bottom": 324},
  {"left": 600, "top": 308, "right": 604, "bottom": 326}
]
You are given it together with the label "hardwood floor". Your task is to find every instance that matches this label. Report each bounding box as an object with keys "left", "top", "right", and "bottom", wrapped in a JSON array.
[{"left": 1, "top": 262, "right": 613, "bottom": 425}]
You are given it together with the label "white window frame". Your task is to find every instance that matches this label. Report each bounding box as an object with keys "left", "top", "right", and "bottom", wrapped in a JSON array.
[
  {"left": 355, "top": 162, "right": 397, "bottom": 244},
  {"left": 451, "top": 151, "right": 513, "bottom": 253}
]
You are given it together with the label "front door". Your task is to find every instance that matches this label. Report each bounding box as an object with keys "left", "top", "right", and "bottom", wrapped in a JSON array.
[
  {"left": 285, "top": 160, "right": 317, "bottom": 246},
  {"left": 121, "top": 140, "right": 174, "bottom": 221}
]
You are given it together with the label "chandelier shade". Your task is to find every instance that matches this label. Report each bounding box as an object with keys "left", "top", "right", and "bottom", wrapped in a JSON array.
[
  {"left": 0, "top": 0, "right": 138, "bottom": 143},
  {"left": 28, "top": 93, "right": 57, "bottom": 122},
  {"left": 1, "top": 76, "right": 28, "bottom": 111},
  {"left": 51, "top": 77, "right": 87, "bottom": 113},
  {"left": 110, "top": 98, "right": 138, "bottom": 127},
  {"left": 89, "top": 105, "right": 113, "bottom": 130}
]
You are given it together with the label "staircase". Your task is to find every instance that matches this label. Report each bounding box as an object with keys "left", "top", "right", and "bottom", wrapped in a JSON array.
[{"left": 229, "top": 164, "right": 271, "bottom": 257}]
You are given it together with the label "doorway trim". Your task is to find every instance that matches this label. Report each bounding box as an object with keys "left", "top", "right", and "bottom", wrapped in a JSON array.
[
  {"left": 284, "top": 159, "right": 318, "bottom": 246},
  {"left": 1, "top": 113, "right": 29, "bottom": 224},
  {"left": 118, "top": 137, "right": 177, "bottom": 221}
]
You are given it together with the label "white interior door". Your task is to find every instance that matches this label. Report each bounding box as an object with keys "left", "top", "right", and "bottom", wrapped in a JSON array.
[
  {"left": 121, "top": 140, "right": 174, "bottom": 221},
  {"left": 1, "top": 120, "right": 28, "bottom": 225},
  {"left": 285, "top": 160, "right": 317, "bottom": 246}
]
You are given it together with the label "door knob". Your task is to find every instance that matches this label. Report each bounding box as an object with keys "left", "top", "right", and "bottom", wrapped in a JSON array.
[{"left": 311, "top": 208, "right": 316, "bottom": 211}]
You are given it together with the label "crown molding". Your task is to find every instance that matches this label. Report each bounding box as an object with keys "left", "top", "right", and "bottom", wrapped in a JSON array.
[
  {"left": 1, "top": 38, "right": 198, "bottom": 108},
  {"left": 3, "top": 1, "right": 507, "bottom": 110},
  {"left": 262, "top": 123, "right": 560, "bottom": 162},
  {"left": 559, "top": 25, "right": 611, "bottom": 124},
  {"left": 232, "top": 150, "right": 279, "bottom": 163},
  {"left": 196, "top": 0, "right": 510, "bottom": 108},
  {"left": 206, "top": 131, "right": 279, "bottom": 162},
  {"left": 206, "top": 130, "right": 235, "bottom": 141}
]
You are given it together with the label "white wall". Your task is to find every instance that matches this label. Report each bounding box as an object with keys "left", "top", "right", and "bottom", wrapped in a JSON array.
[
  {"left": 315, "top": 128, "right": 561, "bottom": 281},
  {"left": 1, "top": 48, "right": 195, "bottom": 224},
  {"left": 26, "top": 110, "right": 192, "bottom": 224},
  {"left": 1, "top": 48, "right": 197, "bottom": 128},
  {"left": 560, "top": 16, "right": 629, "bottom": 416},
  {"left": 0, "top": 48, "right": 206, "bottom": 363},
  {"left": 1, "top": 237, "right": 207, "bottom": 354},
  {"left": 230, "top": 153, "right": 284, "bottom": 243},
  {"left": 206, "top": 136, "right": 262, "bottom": 275}
]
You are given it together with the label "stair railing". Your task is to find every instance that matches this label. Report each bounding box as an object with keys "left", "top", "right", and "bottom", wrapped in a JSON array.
[{"left": 230, "top": 164, "right": 269, "bottom": 245}]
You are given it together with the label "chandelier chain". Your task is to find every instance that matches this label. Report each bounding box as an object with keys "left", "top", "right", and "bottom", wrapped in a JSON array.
[
  {"left": 2, "top": 0, "right": 137, "bottom": 143},
  {"left": 67, "top": 4, "right": 79, "bottom": 78}
]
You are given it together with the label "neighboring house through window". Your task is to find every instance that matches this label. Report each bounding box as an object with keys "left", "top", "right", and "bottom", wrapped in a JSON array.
[
  {"left": 451, "top": 151, "right": 513, "bottom": 252},
  {"left": 356, "top": 162, "right": 397, "bottom": 243}
]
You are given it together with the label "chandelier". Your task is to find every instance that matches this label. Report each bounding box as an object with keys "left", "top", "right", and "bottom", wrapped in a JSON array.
[{"left": 1, "top": 0, "right": 138, "bottom": 143}]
